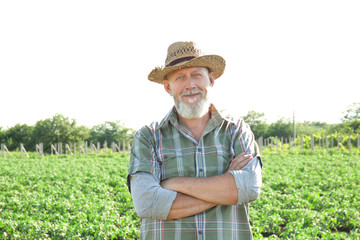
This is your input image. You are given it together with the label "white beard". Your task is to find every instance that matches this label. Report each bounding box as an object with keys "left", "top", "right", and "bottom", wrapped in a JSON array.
[{"left": 173, "top": 89, "right": 211, "bottom": 119}]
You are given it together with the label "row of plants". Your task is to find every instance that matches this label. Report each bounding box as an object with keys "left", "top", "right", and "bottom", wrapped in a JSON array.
[
  {"left": 1, "top": 151, "right": 359, "bottom": 239},
  {"left": 0, "top": 154, "right": 139, "bottom": 239},
  {"left": 251, "top": 151, "right": 360, "bottom": 239}
]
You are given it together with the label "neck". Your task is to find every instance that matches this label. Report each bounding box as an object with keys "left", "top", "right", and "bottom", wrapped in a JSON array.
[{"left": 177, "top": 111, "right": 211, "bottom": 142}]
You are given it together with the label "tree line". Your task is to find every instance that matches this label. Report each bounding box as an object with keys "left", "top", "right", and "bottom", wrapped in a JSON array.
[
  {"left": 242, "top": 102, "right": 360, "bottom": 139},
  {"left": 1, "top": 103, "right": 359, "bottom": 153},
  {"left": 0, "top": 114, "right": 135, "bottom": 153}
]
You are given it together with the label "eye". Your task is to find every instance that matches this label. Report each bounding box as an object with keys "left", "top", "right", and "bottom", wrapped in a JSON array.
[
  {"left": 193, "top": 73, "right": 202, "bottom": 77},
  {"left": 176, "top": 75, "right": 185, "bottom": 81}
]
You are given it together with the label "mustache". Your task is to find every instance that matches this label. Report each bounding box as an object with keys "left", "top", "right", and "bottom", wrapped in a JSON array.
[{"left": 180, "top": 89, "right": 204, "bottom": 98}]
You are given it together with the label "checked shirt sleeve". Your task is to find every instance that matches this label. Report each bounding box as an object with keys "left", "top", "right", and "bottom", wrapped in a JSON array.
[
  {"left": 127, "top": 126, "right": 177, "bottom": 220},
  {"left": 129, "top": 172, "right": 177, "bottom": 220},
  {"left": 229, "top": 121, "right": 263, "bottom": 205}
]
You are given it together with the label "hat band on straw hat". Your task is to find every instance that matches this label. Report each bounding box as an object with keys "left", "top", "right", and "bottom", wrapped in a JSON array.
[
  {"left": 148, "top": 41, "right": 226, "bottom": 84},
  {"left": 166, "top": 56, "right": 196, "bottom": 67}
]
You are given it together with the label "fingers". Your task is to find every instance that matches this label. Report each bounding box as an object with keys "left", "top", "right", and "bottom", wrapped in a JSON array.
[{"left": 226, "top": 153, "right": 253, "bottom": 172}]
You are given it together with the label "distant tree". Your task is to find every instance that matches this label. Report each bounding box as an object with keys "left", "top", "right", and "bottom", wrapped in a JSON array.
[
  {"left": 32, "top": 114, "right": 90, "bottom": 152},
  {"left": 0, "top": 127, "right": 6, "bottom": 144},
  {"left": 342, "top": 102, "right": 360, "bottom": 123},
  {"left": 5, "top": 124, "right": 35, "bottom": 151},
  {"left": 88, "top": 121, "right": 134, "bottom": 144},
  {"left": 345, "top": 120, "right": 360, "bottom": 134},
  {"left": 330, "top": 120, "right": 360, "bottom": 135},
  {"left": 266, "top": 118, "right": 293, "bottom": 138},
  {"left": 296, "top": 121, "right": 332, "bottom": 136},
  {"left": 242, "top": 111, "right": 268, "bottom": 138}
]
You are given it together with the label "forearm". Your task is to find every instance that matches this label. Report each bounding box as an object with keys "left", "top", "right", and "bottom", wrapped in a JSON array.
[
  {"left": 162, "top": 172, "right": 238, "bottom": 205},
  {"left": 167, "top": 192, "right": 216, "bottom": 219},
  {"left": 162, "top": 157, "right": 262, "bottom": 206}
]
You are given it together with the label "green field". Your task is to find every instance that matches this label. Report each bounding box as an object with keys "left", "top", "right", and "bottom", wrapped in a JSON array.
[
  {"left": 0, "top": 154, "right": 139, "bottom": 239},
  {"left": 0, "top": 151, "right": 359, "bottom": 239}
]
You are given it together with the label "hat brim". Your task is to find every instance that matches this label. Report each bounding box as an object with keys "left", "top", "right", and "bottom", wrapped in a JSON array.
[{"left": 148, "top": 55, "right": 225, "bottom": 84}]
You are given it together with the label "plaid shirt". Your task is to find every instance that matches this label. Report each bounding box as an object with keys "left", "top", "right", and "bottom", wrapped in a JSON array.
[{"left": 128, "top": 106, "right": 262, "bottom": 240}]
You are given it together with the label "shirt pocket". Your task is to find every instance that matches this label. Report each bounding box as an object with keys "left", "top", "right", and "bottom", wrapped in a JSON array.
[
  {"left": 203, "top": 146, "right": 233, "bottom": 177},
  {"left": 159, "top": 148, "right": 197, "bottom": 179}
]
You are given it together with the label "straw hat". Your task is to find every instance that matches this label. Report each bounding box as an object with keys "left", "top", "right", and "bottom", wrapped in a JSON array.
[{"left": 148, "top": 41, "right": 226, "bottom": 84}]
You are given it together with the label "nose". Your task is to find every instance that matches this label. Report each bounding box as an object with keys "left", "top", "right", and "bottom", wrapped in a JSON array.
[{"left": 184, "top": 76, "right": 196, "bottom": 91}]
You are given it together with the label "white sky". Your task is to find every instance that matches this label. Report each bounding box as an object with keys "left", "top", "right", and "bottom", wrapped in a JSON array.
[{"left": 1, "top": 0, "right": 359, "bottom": 130}]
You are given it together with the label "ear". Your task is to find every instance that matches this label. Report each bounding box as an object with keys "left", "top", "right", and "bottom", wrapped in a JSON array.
[
  {"left": 163, "top": 80, "right": 172, "bottom": 95},
  {"left": 208, "top": 72, "right": 215, "bottom": 87}
]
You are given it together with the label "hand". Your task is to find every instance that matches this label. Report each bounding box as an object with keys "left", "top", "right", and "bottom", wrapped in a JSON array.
[{"left": 226, "top": 152, "right": 253, "bottom": 172}]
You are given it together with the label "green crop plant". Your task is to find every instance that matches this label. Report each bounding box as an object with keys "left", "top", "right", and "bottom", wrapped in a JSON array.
[{"left": 0, "top": 151, "right": 359, "bottom": 239}]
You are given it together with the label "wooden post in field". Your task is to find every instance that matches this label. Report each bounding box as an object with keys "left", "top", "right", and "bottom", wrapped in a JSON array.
[
  {"left": 73, "top": 143, "right": 76, "bottom": 156},
  {"left": 1, "top": 144, "right": 11, "bottom": 157},
  {"left": 36, "top": 143, "right": 44, "bottom": 157},
  {"left": 349, "top": 135, "right": 351, "bottom": 152},
  {"left": 40, "top": 143, "right": 44, "bottom": 156},
  {"left": 331, "top": 136, "right": 334, "bottom": 149},
  {"left": 36, "top": 144, "right": 40, "bottom": 156},
  {"left": 122, "top": 140, "right": 126, "bottom": 155},
  {"left": 289, "top": 137, "right": 292, "bottom": 150},
  {"left": 340, "top": 136, "right": 343, "bottom": 149},
  {"left": 51, "top": 144, "right": 59, "bottom": 155},
  {"left": 1, "top": 144, "right": 5, "bottom": 157},
  {"left": 58, "top": 143, "right": 63, "bottom": 155},
  {"left": 65, "top": 144, "right": 73, "bottom": 155},
  {"left": 104, "top": 141, "right": 107, "bottom": 154},
  {"left": 20, "top": 144, "right": 29, "bottom": 157},
  {"left": 280, "top": 137, "right": 283, "bottom": 151},
  {"left": 257, "top": 137, "right": 263, "bottom": 153},
  {"left": 78, "top": 142, "right": 85, "bottom": 155},
  {"left": 311, "top": 135, "right": 314, "bottom": 151},
  {"left": 113, "top": 142, "right": 116, "bottom": 153},
  {"left": 112, "top": 142, "right": 120, "bottom": 154},
  {"left": 85, "top": 141, "right": 88, "bottom": 155},
  {"left": 326, "top": 135, "right": 329, "bottom": 150},
  {"left": 264, "top": 139, "right": 267, "bottom": 149},
  {"left": 90, "top": 143, "right": 95, "bottom": 155}
]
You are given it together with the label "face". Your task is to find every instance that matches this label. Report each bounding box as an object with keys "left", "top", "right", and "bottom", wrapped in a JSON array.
[{"left": 163, "top": 67, "right": 215, "bottom": 119}]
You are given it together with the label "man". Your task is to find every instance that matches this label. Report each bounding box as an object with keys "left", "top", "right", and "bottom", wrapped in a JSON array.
[{"left": 127, "top": 41, "right": 262, "bottom": 239}]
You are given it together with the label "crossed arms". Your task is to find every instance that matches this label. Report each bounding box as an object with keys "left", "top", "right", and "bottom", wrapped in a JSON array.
[{"left": 129, "top": 153, "right": 262, "bottom": 220}]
